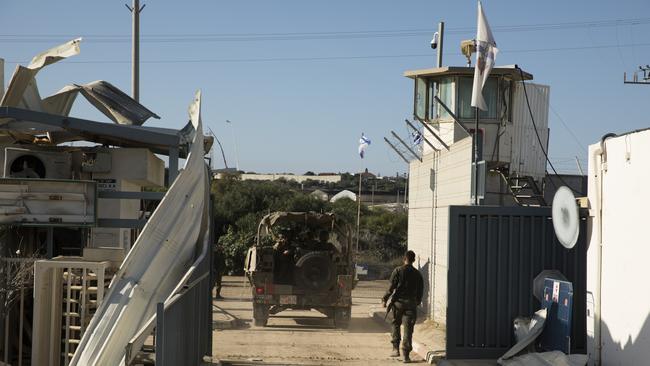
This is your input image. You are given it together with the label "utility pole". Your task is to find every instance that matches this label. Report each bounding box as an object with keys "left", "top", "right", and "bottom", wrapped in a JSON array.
[
  {"left": 126, "top": 0, "right": 145, "bottom": 102},
  {"left": 355, "top": 172, "right": 362, "bottom": 252}
]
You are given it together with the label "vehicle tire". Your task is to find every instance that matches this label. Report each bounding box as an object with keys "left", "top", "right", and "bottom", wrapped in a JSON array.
[
  {"left": 334, "top": 306, "right": 351, "bottom": 329},
  {"left": 294, "top": 251, "right": 335, "bottom": 292},
  {"left": 252, "top": 304, "right": 269, "bottom": 327}
]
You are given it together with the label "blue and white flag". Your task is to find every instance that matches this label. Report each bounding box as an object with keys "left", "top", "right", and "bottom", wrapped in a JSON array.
[
  {"left": 471, "top": 1, "right": 498, "bottom": 111},
  {"left": 358, "top": 133, "right": 371, "bottom": 159},
  {"left": 411, "top": 131, "right": 423, "bottom": 146}
]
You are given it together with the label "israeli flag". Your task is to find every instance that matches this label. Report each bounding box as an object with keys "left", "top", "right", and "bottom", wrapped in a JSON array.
[
  {"left": 358, "top": 133, "right": 371, "bottom": 159},
  {"left": 412, "top": 131, "right": 423, "bottom": 146}
]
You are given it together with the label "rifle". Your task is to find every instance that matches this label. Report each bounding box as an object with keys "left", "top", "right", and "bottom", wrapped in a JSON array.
[{"left": 384, "top": 290, "right": 396, "bottom": 320}]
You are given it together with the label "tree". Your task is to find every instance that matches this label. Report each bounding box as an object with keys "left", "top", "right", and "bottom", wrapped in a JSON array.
[{"left": 211, "top": 178, "right": 408, "bottom": 274}]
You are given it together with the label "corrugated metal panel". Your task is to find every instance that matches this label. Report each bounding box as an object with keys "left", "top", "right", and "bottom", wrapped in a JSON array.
[
  {"left": 446, "top": 205, "right": 587, "bottom": 359},
  {"left": 156, "top": 256, "right": 213, "bottom": 366},
  {"left": 408, "top": 137, "right": 472, "bottom": 323},
  {"left": 510, "top": 82, "right": 549, "bottom": 179}
]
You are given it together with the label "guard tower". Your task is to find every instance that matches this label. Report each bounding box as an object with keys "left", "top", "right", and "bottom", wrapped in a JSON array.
[{"left": 405, "top": 65, "right": 550, "bottom": 206}]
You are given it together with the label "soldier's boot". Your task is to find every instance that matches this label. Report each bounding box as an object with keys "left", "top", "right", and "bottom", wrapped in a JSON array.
[
  {"left": 402, "top": 349, "right": 411, "bottom": 363},
  {"left": 389, "top": 346, "right": 400, "bottom": 357}
]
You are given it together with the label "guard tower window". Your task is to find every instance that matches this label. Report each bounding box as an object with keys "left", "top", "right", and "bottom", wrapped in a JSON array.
[
  {"left": 415, "top": 77, "right": 427, "bottom": 120},
  {"left": 436, "top": 77, "right": 454, "bottom": 119},
  {"left": 457, "top": 77, "right": 498, "bottom": 120}
]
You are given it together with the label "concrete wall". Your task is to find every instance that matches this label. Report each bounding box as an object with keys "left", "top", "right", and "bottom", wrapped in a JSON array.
[
  {"left": 408, "top": 136, "right": 472, "bottom": 324},
  {"left": 587, "top": 130, "right": 650, "bottom": 365}
]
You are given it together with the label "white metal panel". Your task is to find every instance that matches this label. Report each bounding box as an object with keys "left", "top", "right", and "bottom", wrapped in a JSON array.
[
  {"left": 408, "top": 136, "right": 472, "bottom": 324},
  {"left": 510, "top": 82, "right": 549, "bottom": 179},
  {"left": 587, "top": 130, "right": 650, "bottom": 365},
  {"left": 0, "top": 179, "right": 95, "bottom": 225},
  {"left": 1, "top": 39, "right": 80, "bottom": 111},
  {"left": 70, "top": 91, "right": 208, "bottom": 366}
]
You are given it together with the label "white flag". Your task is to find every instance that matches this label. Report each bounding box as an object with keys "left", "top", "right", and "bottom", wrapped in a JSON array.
[
  {"left": 470, "top": 1, "right": 499, "bottom": 111},
  {"left": 358, "top": 133, "right": 371, "bottom": 159}
]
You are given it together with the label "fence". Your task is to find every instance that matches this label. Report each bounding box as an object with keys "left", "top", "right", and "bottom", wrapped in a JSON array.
[
  {"left": 446, "top": 205, "right": 587, "bottom": 359},
  {"left": 155, "top": 267, "right": 212, "bottom": 366},
  {"left": 1, "top": 257, "right": 37, "bottom": 366}
]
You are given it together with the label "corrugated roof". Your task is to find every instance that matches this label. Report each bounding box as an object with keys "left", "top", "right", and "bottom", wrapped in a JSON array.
[{"left": 404, "top": 65, "right": 533, "bottom": 81}]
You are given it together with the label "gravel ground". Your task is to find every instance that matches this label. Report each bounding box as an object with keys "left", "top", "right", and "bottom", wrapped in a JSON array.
[{"left": 211, "top": 276, "right": 425, "bottom": 365}]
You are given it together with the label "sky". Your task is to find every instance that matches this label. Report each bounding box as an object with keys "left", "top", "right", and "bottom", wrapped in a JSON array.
[{"left": 1, "top": 1, "right": 649, "bottom": 176}]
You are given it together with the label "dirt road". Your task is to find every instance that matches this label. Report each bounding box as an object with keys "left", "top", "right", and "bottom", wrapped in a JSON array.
[{"left": 212, "top": 276, "right": 423, "bottom": 365}]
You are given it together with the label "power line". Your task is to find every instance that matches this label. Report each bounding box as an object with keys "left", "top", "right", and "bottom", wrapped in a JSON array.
[
  {"left": 527, "top": 83, "right": 588, "bottom": 153},
  {"left": 4, "top": 42, "right": 650, "bottom": 65},
  {"left": 0, "top": 17, "right": 649, "bottom": 43}
]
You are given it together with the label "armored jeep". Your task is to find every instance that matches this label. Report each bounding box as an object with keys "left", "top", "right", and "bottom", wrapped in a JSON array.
[{"left": 244, "top": 212, "right": 355, "bottom": 328}]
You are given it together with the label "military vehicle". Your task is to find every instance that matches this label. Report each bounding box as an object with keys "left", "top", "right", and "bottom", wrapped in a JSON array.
[{"left": 244, "top": 212, "right": 355, "bottom": 328}]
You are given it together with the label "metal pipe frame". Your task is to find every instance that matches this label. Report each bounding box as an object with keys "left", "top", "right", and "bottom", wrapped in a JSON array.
[
  {"left": 405, "top": 119, "right": 438, "bottom": 152},
  {"left": 0, "top": 107, "right": 182, "bottom": 155},
  {"left": 383, "top": 138, "right": 410, "bottom": 164},
  {"left": 432, "top": 95, "right": 471, "bottom": 137},
  {"left": 412, "top": 115, "right": 450, "bottom": 151},
  {"left": 390, "top": 131, "right": 422, "bottom": 162}
]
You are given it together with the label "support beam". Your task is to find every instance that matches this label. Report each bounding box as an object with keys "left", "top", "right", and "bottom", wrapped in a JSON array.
[
  {"left": 46, "top": 228, "right": 54, "bottom": 259},
  {"left": 433, "top": 95, "right": 471, "bottom": 137},
  {"left": 97, "top": 219, "right": 148, "bottom": 229},
  {"left": 168, "top": 147, "right": 179, "bottom": 185},
  {"left": 0, "top": 107, "right": 180, "bottom": 150},
  {"left": 390, "top": 131, "right": 422, "bottom": 162},
  {"left": 383, "top": 138, "right": 410, "bottom": 164},
  {"left": 98, "top": 191, "right": 165, "bottom": 200}
]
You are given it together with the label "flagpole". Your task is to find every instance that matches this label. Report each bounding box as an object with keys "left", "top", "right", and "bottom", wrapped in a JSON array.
[
  {"left": 474, "top": 108, "right": 479, "bottom": 205},
  {"left": 356, "top": 171, "right": 362, "bottom": 253},
  {"left": 356, "top": 134, "right": 370, "bottom": 254}
]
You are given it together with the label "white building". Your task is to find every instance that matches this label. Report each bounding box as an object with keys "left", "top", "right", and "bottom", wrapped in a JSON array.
[{"left": 214, "top": 172, "right": 341, "bottom": 184}]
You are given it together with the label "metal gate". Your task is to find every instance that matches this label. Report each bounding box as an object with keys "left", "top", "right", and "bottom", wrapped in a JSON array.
[{"left": 446, "top": 205, "right": 587, "bottom": 359}]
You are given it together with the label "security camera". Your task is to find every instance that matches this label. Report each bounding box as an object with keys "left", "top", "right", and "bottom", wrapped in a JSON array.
[{"left": 430, "top": 32, "right": 439, "bottom": 50}]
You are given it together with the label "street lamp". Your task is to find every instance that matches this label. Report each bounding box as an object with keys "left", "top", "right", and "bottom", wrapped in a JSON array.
[{"left": 225, "top": 119, "right": 240, "bottom": 171}]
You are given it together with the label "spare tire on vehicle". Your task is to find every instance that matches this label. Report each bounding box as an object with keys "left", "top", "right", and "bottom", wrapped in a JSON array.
[{"left": 294, "top": 251, "right": 335, "bottom": 292}]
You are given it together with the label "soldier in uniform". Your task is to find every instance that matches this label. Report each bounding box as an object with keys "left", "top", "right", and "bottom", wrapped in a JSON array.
[
  {"left": 382, "top": 250, "right": 423, "bottom": 363},
  {"left": 272, "top": 230, "right": 295, "bottom": 284},
  {"left": 213, "top": 244, "right": 226, "bottom": 299}
]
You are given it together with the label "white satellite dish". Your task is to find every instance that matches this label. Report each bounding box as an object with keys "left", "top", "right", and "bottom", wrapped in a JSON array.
[{"left": 552, "top": 186, "right": 579, "bottom": 249}]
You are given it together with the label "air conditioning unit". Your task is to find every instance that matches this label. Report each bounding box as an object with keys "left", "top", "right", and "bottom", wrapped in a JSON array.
[{"left": 3, "top": 147, "right": 72, "bottom": 179}]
